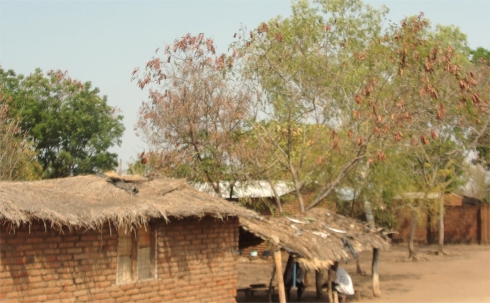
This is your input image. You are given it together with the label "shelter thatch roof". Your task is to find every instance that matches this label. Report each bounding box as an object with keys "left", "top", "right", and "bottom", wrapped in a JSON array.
[
  {"left": 0, "top": 174, "right": 261, "bottom": 230},
  {"left": 240, "top": 208, "right": 391, "bottom": 270}
]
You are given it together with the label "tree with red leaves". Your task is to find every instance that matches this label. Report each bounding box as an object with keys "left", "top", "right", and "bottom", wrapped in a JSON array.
[{"left": 134, "top": 34, "right": 257, "bottom": 195}]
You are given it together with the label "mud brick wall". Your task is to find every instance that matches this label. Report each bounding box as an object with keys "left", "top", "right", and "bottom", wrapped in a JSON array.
[
  {"left": 391, "top": 212, "right": 429, "bottom": 244},
  {"left": 480, "top": 205, "right": 490, "bottom": 245},
  {"left": 156, "top": 216, "right": 239, "bottom": 303},
  {"left": 445, "top": 193, "right": 463, "bottom": 206},
  {"left": 1, "top": 216, "right": 239, "bottom": 303},
  {"left": 426, "top": 206, "right": 480, "bottom": 244}
]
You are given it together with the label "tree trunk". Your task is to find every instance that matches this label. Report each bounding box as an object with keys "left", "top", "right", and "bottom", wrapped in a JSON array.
[
  {"left": 363, "top": 195, "right": 381, "bottom": 296},
  {"left": 372, "top": 248, "right": 381, "bottom": 297},
  {"left": 315, "top": 269, "right": 324, "bottom": 299},
  {"left": 293, "top": 182, "right": 305, "bottom": 213},
  {"left": 344, "top": 237, "right": 363, "bottom": 275},
  {"left": 438, "top": 194, "right": 445, "bottom": 255},
  {"left": 288, "top": 162, "right": 306, "bottom": 213},
  {"left": 268, "top": 179, "right": 283, "bottom": 213},
  {"left": 408, "top": 210, "right": 418, "bottom": 260},
  {"left": 363, "top": 196, "right": 375, "bottom": 229},
  {"left": 274, "top": 250, "right": 286, "bottom": 303}
]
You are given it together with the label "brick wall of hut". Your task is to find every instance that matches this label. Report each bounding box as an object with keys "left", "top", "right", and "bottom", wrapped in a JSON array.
[{"left": 0, "top": 216, "right": 239, "bottom": 302}]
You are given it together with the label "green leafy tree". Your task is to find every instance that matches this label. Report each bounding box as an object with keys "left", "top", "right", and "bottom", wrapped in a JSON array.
[
  {"left": 234, "top": 0, "right": 391, "bottom": 214},
  {"left": 237, "top": 2, "right": 488, "bottom": 290},
  {"left": 0, "top": 102, "right": 42, "bottom": 180},
  {"left": 0, "top": 68, "right": 124, "bottom": 178},
  {"left": 470, "top": 47, "right": 490, "bottom": 65}
]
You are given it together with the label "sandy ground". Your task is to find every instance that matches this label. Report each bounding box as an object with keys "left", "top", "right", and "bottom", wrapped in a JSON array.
[{"left": 237, "top": 244, "right": 490, "bottom": 303}]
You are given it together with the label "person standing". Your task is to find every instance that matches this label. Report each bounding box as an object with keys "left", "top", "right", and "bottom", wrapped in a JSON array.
[{"left": 332, "top": 261, "right": 354, "bottom": 303}]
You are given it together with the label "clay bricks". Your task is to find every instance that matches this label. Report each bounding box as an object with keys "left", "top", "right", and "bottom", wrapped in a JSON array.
[{"left": 1, "top": 217, "right": 239, "bottom": 303}]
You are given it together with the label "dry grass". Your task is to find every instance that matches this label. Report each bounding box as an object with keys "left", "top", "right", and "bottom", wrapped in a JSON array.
[
  {"left": 0, "top": 173, "right": 390, "bottom": 269},
  {"left": 240, "top": 208, "right": 390, "bottom": 270},
  {"left": 0, "top": 174, "right": 261, "bottom": 230}
]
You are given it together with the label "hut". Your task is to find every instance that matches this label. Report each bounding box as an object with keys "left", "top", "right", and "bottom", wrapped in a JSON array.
[
  {"left": 0, "top": 173, "right": 261, "bottom": 303},
  {"left": 240, "top": 208, "right": 390, "bottom": 271},
  {"left": 239, "top": 208, "right": 391, "bottom": 301}
]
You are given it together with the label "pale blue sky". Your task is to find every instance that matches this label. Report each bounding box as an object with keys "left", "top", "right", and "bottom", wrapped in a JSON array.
[{"left": 1, "top": 0, "right": 489, "bottom": 169}]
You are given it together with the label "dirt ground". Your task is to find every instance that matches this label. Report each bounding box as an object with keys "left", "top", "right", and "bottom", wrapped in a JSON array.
[{"left": 237, "top": 244, "right": 490, "bottom": 303}]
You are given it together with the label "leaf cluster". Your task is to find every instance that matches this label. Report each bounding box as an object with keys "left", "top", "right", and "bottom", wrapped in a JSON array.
[{"left": 0, "top": 68, "right": 124, "bottom": 178}]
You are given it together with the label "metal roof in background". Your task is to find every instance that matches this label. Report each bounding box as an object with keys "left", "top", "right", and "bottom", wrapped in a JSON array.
[{"left": 194, "top": 181, "right": 295, "bottom": 199}]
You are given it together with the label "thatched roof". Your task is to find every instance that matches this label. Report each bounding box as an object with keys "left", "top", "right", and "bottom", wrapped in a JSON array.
[
  {"left": 1, "top": 173, "right": 390, "bottom": 269},
  {"left": 240, "top": 208, "right": 391, "bottom": 270},
  {"left": 0, "top": 174, "right": 262, "bottom": 230}
]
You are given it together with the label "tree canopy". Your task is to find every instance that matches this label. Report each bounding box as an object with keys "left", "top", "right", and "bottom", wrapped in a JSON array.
[
  {"left": 0, "top": 68, "right": 124, "bottom": 178},
  {"left": 134, "top": 34, "right": 257, "bottom": 194},
  {"left": 135, "top": 0, "right": 489, "bottom": 215}
]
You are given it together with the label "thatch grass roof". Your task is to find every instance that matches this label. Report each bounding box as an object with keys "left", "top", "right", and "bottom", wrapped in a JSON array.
[
  {"left": 1, "top": 173, "right": 389, "bottom": 269},
  {"left": 0, "top": 174, "right": 261, "bottom": 230},
  {"left": 240, "top": 208, "right": 391, "bottom": 270}
]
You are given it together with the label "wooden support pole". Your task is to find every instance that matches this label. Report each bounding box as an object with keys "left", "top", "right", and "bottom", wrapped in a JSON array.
[
  {"left": 268, "top": 263, "right": 276, "bottom": 303},
  {"left": 315, "top": 269, "right": 324, "bottom": 299},
  {"left": 273, "top": 249, "right": 286, "bottom": 303},
  {"left": 327, "top": 267, "right": 333, "bottom": 303},
  {"left": 333, "top": 290, "right": 339, "bottom": 303},
  {"left": 372, "top": 248, "right": 381, "bottom": 297}
]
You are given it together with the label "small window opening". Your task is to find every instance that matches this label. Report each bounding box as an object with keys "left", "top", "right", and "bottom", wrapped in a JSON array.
[{"left": 117, "top": 225, "right": 156, "bottom": 284}]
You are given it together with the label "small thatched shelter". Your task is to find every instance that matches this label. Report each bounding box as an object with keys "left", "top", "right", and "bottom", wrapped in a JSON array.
[
  {"left": 240, "top": 208, "right": 390, "bottom": 270},
  {"left": 239, "top": 208, "right": 391, "bottom": 302},
  {"left": 0, "top": 174, "right": 261, "bottom": 303}
]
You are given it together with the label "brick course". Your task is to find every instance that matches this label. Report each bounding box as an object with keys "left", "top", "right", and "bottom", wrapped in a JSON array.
[{"left": 1, "top": 216, "right": 239, "bottom": 302}]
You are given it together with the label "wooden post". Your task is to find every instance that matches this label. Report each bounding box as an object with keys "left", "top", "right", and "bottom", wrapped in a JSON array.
[
  {"left": 268, "top": 263, "right": 276, "bottom": 303},
  {"left": 372, "top": 248, "right": 381, "bottom": 297},
  {"left": 315, "top": 269, "right": 323, "bottom": 299},
  {"left": 327, "top": 267, "right": 333, "bottom": 303},
  {"left": 333, "top": 290, "right": 339, "bottom": 303},
  {"left": 273, "top": 249, "right": 286, "bottom": 303}
]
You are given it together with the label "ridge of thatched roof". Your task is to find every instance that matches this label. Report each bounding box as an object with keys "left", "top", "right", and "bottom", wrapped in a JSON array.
[
  {"left": 0, "top": 174, "right": 262, "bottom": 230},
  {"left": 240, "top": 208, "right": 390, "bottom": 270}
]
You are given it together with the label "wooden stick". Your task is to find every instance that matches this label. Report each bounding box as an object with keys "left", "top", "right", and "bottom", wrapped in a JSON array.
[
  {"left": 372, "top": 248, "right": 381, "bottom": 297},
  {"left": 273, "top": 249, "right": 286, "bottom": 303},
  {"left": 315, "top": 269, "right": 323, "bottom": 299},
  {"left": 268, "top": 263, "right": 276, "bottom": 303},
  {"left": 327, "top": 267, "right": 333, "bottom": 303},
  {"left": 333, "top": 290, "right": 339, "bottom": 303}
]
